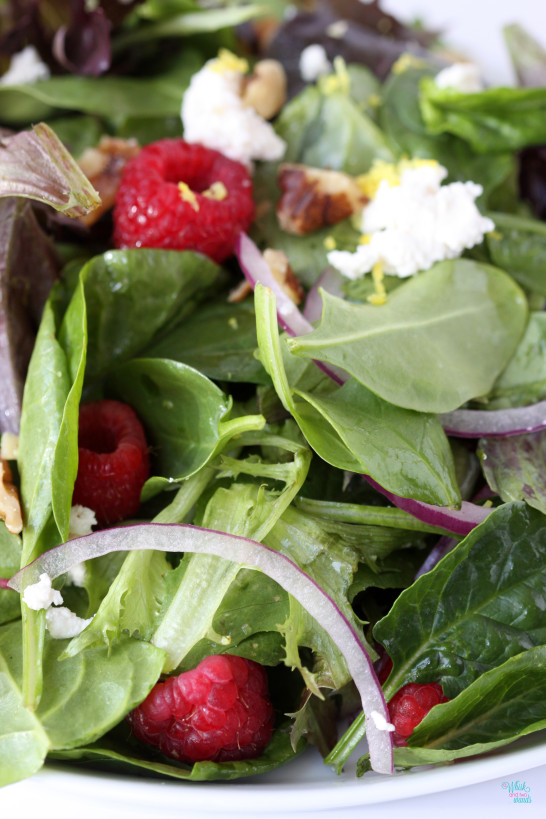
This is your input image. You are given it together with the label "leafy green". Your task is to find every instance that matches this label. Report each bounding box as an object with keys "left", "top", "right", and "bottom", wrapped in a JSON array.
[
  {"left": 486, "top": 212, "right": 546, "bottom": 296},
  {"left": 375, "top": 502, "right": 546, "bottom": 701},
  {"left": 479, "top": 431, "right": 546, "bottom": 514},
  {"left": 287, "top": 260, "right": 528, "bottom": 413},
  {"left": 487, "top": 312, "right": 546, "bottom": 409}
]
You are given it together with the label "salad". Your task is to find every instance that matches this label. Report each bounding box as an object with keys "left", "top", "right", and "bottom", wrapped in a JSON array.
[{"left": 1, "top": 0, "right": 546, "bottom": 792}]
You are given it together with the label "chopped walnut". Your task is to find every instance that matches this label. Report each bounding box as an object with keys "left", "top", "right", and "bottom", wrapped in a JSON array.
[
  {"left": 77, "top": 136, "right": 141, "bottom": 227},
  {"left": 228, "top": 278, "right": 253, "bottom": 303},
  {"left": 263, "top": 248, "right": 304, "bottom": 305},
  {"left": 277, "top": 163, "right": 367, "bottom": 235},
  {"left": 0, "top": 458, "right": 22, "bottom": 534},
  {"left": 241, "top": 60, "right": 287, "bottom": 120}
]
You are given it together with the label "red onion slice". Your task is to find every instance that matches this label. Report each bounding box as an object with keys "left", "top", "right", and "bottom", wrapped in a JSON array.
[
  {"left": 440, "top": 401, "right": 546, "bottom": 438},
  {"left": 364, "top": 476, "right": 492, "bottom": 536},
  {"left": 10, "top": 522, "right": 393, "bottom": 775},
  {"left": 303, "top": 266, "right": 345, "bottom": 323}
]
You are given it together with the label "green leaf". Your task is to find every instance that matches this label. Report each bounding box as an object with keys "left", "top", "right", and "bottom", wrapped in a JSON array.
[
  {"left": 0, "top": 623, "right": 49, "bottom": 786},
  {"left": 479, "top": 431, "right": 546, "bottom": 514},
  {"left": 255, "top": 284, "right": 460, "bottom": 506},
  {"left": 419, "top": 77, "right": 546, "bottom": 153},
  {"left": 486, "top": 212, "right": 546, "bottom": 297},
  {"left": 287, "top": 260, "right": 528, "bottom": 413},
  {"left": 488, "top": 312, "right": 546, "bottom": 409},
  {"left": 0, "top": 523, "right": 22, "bottom": 626},
  {"left": 375, "top": 502, "right": 546, "bottom": 700}
]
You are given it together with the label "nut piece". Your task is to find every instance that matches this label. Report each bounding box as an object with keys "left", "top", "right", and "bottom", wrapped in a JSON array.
[
  {"left": 78, "top": 136, "right": 141, "bottom": 227},
  {"left": 0, "top": 458, "right": 22, "bottom": 534},
  {"left": 241, "top": 59, "right": 287, "bottom": 120},
  {"left": 277, "top": 163, "right": 367, "bottom": 235},
  {"left": 228, "top": 278, "right": 252, "bottom": 303},
  {"left": 263, "top": 248, "right": 304, "bottom": 305}
]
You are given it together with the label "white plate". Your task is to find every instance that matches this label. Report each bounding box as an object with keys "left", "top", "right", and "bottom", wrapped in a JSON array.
[{"left": 4, "top": 2, "right": 546, "bottom": 817}]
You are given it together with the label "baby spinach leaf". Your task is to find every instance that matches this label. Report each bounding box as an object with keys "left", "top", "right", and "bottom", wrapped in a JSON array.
[
  {"left": 375, "top": 502, "right": 546, "bottom": 700},
  {"left": 479, "top": 431, "right": 546, "bottom": 514},
  {"left": 488, "top": 312, "right": 546, "bottom": 409},
  {"left": 419, "top": 78, "right": 546, "bottom": 153},
  {"left": 255, "top": 283, "right": 460, "bottom": 506},
  {"left": 106, "top": 357, "right": 264, "bottom": 497},
  {"left": 0, "top": 623, "right": 49, "bottom": 786},
  {"left": 146, "top": 298, "right": 269, "bottom": 384},
  {"left": 486, "top": 212, "right": 546, "bottom": 296},
  {"left": 287, "top": 260, "right": 528, "bottom": 413}
]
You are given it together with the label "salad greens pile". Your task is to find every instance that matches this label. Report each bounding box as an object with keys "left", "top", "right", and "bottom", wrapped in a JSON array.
[{"left": 1, "top": 0, "right": 546, "bottom": 790}]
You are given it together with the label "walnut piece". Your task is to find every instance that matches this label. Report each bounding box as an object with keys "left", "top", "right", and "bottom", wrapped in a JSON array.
[
  {"left": 277, "top": 163, "right": 367, "bottom": 235},
  {"left": 263, "top": 248, "right": 304, "bottom": 305},
  {"left": 77, "top": 136, "right": 141, "bottom": 227},
  {"left": 241, "top": 59, "right": 287, "bottom": 120},
  {"left": 0, "top": 458, "right": 22, "bottom": 534}
]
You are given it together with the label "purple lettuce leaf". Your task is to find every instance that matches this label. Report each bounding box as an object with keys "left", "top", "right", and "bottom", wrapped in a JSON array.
[
  {"left": 479, "top": 430, "right": 546, "bottom": 515},
  {"left": 52, "top": 0, "right": 112, "bottom": 76},
  {"left": 0, "top": 122, "right": 100, "bottom": 217}
]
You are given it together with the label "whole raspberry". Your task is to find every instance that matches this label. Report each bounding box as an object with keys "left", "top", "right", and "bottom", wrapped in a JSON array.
[
  {"left": 113, "top": 139, "right": 254, "bottom": 262},
  {"left": 127, "top": 655, "right": 275, "bottom": 764},
  {"left": 388, "top": 682, "right": 449, "bottom": 747},
  {"left": 72, "top": 400, "right": 150, "bottom": 526}
]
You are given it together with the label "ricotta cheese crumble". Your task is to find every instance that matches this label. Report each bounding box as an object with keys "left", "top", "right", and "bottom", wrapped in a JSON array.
[
  {"left": 0, "top": 45, "right": 50, "bottom": 87},
  {"left": 434, "top": 62, "right": 484, "bottom": 93},
  {"left": 22, "top": 571, "right": 93, "bottom": 639},
  {"left": 299, "top": 44, "right": 333, "bottom": 82},
  {"left": 327, "top": 160, "right": 495, "bottom": 280},
  {"left": 181, "top": 50, "right": 286, "bottom": 168}
]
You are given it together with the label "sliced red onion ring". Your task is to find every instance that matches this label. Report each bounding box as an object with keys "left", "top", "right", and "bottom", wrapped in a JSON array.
[
  {"left": 236, "top": 232, "right": 347, "bottom": 385},
  {"left": 439, "top": 401, "right": 546, "bottom": 438},
  {"left": 364, "top": 476, "right": 492, "bottom": 536},
  {"left": 10, "top": 522, "right": 393, "bottom": 775},
  {"left": 303, "top": 267, "right": 345, "bottom": 323}
]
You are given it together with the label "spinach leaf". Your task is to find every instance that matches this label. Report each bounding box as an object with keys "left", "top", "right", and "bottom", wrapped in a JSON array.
[
  {"left": 374, "top": 502, "right": 546, "bottom": 700},
  {"left": 419, "top": 78, "right": 546, "bottom": 153},
  {"left": 487, "top": 312, "right": 546, "bottom": 409},
  {"left": 486, "top": 212, "right": 546, "bottom": 297},
  {"left": 479, "top": 431, "right": 546, "bottom": 514},
  {"left": 255, "top": 283, "right": 460, "bottom": 506},
  {"left": 106, "top": 357, "right": 264, "bottom": 498},
  {"left": 287, "top": 259, "right": 528, "bottom": 414},
  {"left": 0, "top": 523, "right": 22, "bottom": 626}
]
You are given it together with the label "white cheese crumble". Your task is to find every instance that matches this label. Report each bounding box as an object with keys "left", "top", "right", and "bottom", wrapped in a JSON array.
[
  {"left": 69, "top": 504, "right": 97, "bottom": 538},
  {"left": 45, "top": 606, "right": 93, "bottom": 640},
  {"left": 328, "top": 163, "right": 495, "bottom": 279},
  {"left": 434, "top": 62, "right": 484, "bottom": 93},
  {"left": 181, "top": 57, "right": 286, "bottom": 168},
  {"left": 299, "top": 44, "right": 332, "bottom": 82},
  {"left": 370, "top": 709, "right": 395, "bottom": 732},
  {"left": 22, "top": 573, "right": 63, "bottom": 610},
  {"left": 0, "top": 45, "right": 50, "bottom": 87}
]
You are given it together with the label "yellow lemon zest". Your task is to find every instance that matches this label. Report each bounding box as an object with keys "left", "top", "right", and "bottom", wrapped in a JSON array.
[
  {"left": 391, "top": 53, "right": 427, "bottom": 75},
  {"left": 323, "top": 235, "right": 337, "bottom": 250},
  {"left": 357, "top": 157, "right": 439, "bottom": 199},
  {"left": 210, "top": 48, "right": 248, "bottom": 75},
  {"left": 202, "top": 181, "right": 228, "bottom": 201},
  {"left": 487, "top": 229, "right": 502, "bottom": 240},
  {"left": 319, "top": 56, "right": 350, "bottom": 96},
  {"left": 367, "top": 92, "right": 382, "bottom": 108},
  {"left": 178, "top": 181, "right": 199, "bottom": 211},
  {"left": 359, "top": 234, "right": 372, "bottom": 245},
  {"left": 367, "top": 262, "right": 387, "bottom": 306}
]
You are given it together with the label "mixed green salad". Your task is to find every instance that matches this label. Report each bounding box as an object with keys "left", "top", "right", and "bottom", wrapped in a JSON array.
[{"left": 1, "top": 0, "right": 546, "bottom": 790}]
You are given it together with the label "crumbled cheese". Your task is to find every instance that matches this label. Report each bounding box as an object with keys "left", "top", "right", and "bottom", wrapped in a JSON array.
[
  {"left": 0, "top": 432, "right": 19, "bottom": 461},
  {"left": 66, "top": 563, "right": 87, "bottom": 587},
  {"left": 22, "top": 573, "right": 63, "bottom": 610},
  {"left": 326, "top": 20, "right": 349, "bottom": 39},
  {"left": 370, "top": 710, "right": 395, "bottom": 732},
  {"left": 0, "top": 45, "right": 50, "bottom": 86},
  {"left": 181, "top": 53, "right": 286, "bottom": 168},
  {"left": 45, "top": 607, "right": 93, "bottom": 639},
  {"left": 328, "top": 161, "right": 495, "bottom": 279},
  {"left": 299, "top": 44, "right": 332, "bottom": 82},
  {"left": 69, "top": 504, "right": 97, "bottom": 538},
  {"left": 435, "top": 62, "right": 484, "bottom": 93}
]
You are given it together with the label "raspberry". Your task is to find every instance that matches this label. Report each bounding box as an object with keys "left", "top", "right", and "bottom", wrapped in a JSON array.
[
  {"left": 72, "top": 400, "right": 150, "bottom": 526},
  {"left": 388, "top": 682, "right": 449, "bottom": 747},
  {"left": 113, "top": 139, "right": 255, "bottom": 263},
  {"left": 127, "top": 655, "right": 275, "bottom": 764}
]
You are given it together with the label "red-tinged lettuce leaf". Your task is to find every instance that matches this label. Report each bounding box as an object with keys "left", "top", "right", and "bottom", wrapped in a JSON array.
[
  {"left": 0, "top": 197, "right": 59, "bottom": 433},
  {"left": 504, "top": 24, "right": 546, "bottom": 88},
  {"left": 374, "top": 502, "right": 546, "bottom": 701},
  {"left": 0, "top": 123, "right": 100, "bottom": 217},
  {"left": 519, "top": 146, "right": 546, "bottom": 222},
  {"left": 479, "top": 430, "right": 546, "bottom": 515},
  {"left": 52, "top": 0, "right": 112, "bottom": 76}
]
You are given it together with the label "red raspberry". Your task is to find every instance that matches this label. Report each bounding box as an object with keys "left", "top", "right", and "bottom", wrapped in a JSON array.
[
  {"left": 113, "top": 139, "right": 254, "bottom": 263},
  {"left": 388, "top": 682, "right": 449, "bottom": 747},
  {"left": 72, "top": 400, "right": 150, "bottom": 526},
  {"left": 127, "top": 655, "right": 275, "bottom": 764}
]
